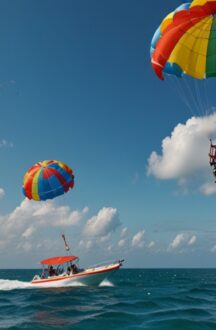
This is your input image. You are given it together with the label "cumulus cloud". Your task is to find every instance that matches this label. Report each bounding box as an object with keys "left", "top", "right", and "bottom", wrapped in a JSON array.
[
  {"left": 0, "top": 188, "right": 5, "bottom": 199},
  {"left": 78, "top": 233, "right": 113, "bottom": 252},
  {"left": 78, "top": 239, "right": 94, "bottom": 251},
  {"left": 99, "top": 233, "right": 111, "bottom": 243},
  {"left": 107, "top": 244, "right": 113, "bottom": 252},
  {"left": 147, "top": 114, "right": 216, "bottom": 193},
  {"left": 148, "top": 241, "right": 155, "bottom": 248},
  {"left": 17, "top": 241, "right": 32, "bottom": 252},
  {"left": 56, "top": 207, "right": 89, "bottom": 227},
  {"left": 5, "top": 199, "right": 88, "bottom": 230},
  {"left": 0, "top": 199, "right": 89, "bottom": 255},
  {"left": 0, "top": 199, "right": 123, "bottom": 266},
  {"left": 0, "top": 139, "right": 13, "bottom": 148},
  {"left": 168, "top": 233, "right": 197, "bottom": 251},
  {"left": 188, "top": 235, "right": 197, "bottom": 246},
  {"left": 35, "top": 239, "right": 56, "bottom": 252},
  {"left": 120, "top": 227, "right": 128, "bottom": 238},
  {"left": 168, "top": 233, "right": 187, "bottom": 250},
  {"left": 22, "top": 226, "right": 35, "bottom": 239},
  {"left": 131, "top": 230, "right": 145, "bottom": 248},
  {"left": 83, "top": 207, "right": 120, "bottom": 238},
  {"left": 200, "top": 182, "right": 216, "bottom": 196},
  {"left": 118, "top": 239, "right": 127, "bottom": 248}
]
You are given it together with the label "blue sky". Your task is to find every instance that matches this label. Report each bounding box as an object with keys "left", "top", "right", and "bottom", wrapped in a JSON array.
[{"left": 1, "top": 0, "right": 216, "bottom": 268}]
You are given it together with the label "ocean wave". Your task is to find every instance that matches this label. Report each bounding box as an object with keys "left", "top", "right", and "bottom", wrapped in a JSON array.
[{"left": 1, "top": 269, "right": 216, "bottom": 329}]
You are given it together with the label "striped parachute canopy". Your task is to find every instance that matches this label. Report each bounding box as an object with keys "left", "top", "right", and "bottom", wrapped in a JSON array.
[
  {"left": 22, "top": 160, "right": 75, "bottom": 201},
  {"left": 150, "top": 0, "right": 216, "bottom": 80}
]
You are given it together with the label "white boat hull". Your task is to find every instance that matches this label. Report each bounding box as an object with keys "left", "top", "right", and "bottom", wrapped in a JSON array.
[{"left": 31, "top": 262, "right": 121, "bottom": 287}]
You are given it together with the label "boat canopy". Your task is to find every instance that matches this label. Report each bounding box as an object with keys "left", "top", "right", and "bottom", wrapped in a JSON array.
[{"left": 40, "top": 256, "right": 78, "bottom": 265}]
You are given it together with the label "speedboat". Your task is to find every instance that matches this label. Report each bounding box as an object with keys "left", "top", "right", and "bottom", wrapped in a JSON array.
[{"left": 32, "top": 255, "right": 124, "bottom": 287}]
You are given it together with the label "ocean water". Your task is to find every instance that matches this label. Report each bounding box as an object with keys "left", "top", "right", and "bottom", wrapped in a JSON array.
[{"left": 0, "top": 269, "right": 216, "bottom": 329}]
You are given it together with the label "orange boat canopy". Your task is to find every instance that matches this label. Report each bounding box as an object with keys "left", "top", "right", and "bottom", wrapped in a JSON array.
[{"left": 40, "top": 256, "right": 78, "bottom": 265}]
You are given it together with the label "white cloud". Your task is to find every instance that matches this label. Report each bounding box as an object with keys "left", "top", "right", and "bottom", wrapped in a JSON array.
[
  {"left": 0, "top": 200, "right": 122, "bottom": 266},
  {"left": 78, "top": 239, "right": 94, "bottom": 251},
  {"left": 118, "top": 239, "right": 127, "bottom": 248},
  {"left": 107, "top": 244, "right": 114, "bottom": 252},
  {"left": 147, "top": 114, "right": 216, "bottom": 193},
  {"left": 188, "top": 235, "right": 197, "bottom": 246},
  {"left": 27, "top": 202, "right": 88, "bottom": 227},
  {"left": 22, "top": 226, "right": 35, "bottom": 239},
  {"left": 148, "top": 241, "right": 155, "bottom": 248},
  {"left": 17, "top": 241, "right": 32, "bottom": 252},
  {"left": 5, "top": 199, "right": 88, "bottom": 231},
  {"left": 168, "top": 233, "right": 197, "bottom": 250},
  {"left": 83, "top": 207, "right": 120, "bottom": 237},
  {"left": 120, "top": 227, "right": 128, "bottom": 238},
  {"left": 169, "top": 233, "right": 187, "bottom": 250},
  {"left": 99, "top": 233, "right": 111, "bottom": 243},
  {"left": 23, "top": 242, "right": 32, "bottom": 252},
  {"left": 35, "top": 239, "right": 57, "bottom": 252},
  {"left": 0, "top": 199, "right": 90, "bottom": 257},
  {"left": 200, "top": 182, "right": 216, "bottom": 196},
  {"left": 0, "top": 139, "right": 13, "bottom": 148},
  {"left": 55, "top": 207, "right": 89, "bottom": 227},
  {"left": 132, "top": 230, "right": 145, "bottom": 248},
  {"left": 0, "top": 188, "right": 5, "bottom": 199}
]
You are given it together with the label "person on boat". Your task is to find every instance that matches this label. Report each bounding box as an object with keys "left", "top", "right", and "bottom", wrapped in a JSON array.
[
  {"left": 48, "top": 265, "right": 56, "bottom": 277},
  {"left": 56, "top": 265, "right": 63, "bottom": 275},
  {"left": 41, "top": 270, "right": 46, "bottom": 279},
  {"left": 67, "top": 266, "right": 71, "bottom": 275},
  {"left": 71, "top": 263, "right": 78, "bottom": 274}
]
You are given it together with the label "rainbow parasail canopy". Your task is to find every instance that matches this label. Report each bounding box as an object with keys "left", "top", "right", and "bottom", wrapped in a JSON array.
[
  {"left": 150, "top": 0, "right": 216, "bottom": 80},
  {"left": 22, "top": 160, "right": 75, "bottom": 201}
]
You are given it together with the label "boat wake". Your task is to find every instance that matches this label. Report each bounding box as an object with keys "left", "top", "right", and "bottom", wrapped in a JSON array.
[
  {"left": 99, "top": 279, "right": 114, "bottom": 287},
  {"left": 0, "top": 279, "right": 32, "bottom": 291},
  {"left": 0, "top": 279, "right": 107, "bottom": 291}
]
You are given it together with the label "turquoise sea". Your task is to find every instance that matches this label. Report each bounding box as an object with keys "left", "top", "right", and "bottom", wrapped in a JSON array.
[{"left": 0, "top": 269, "right": 216, "bottom": 329}]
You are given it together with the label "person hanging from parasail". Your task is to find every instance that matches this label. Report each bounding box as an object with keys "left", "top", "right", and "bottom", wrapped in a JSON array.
[{"left": 209, "top": 140, "right": 216, "bottom": 180}]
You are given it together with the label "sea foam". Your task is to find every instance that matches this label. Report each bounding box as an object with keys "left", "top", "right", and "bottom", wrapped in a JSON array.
[
  {"left": 99, "top": 279, "right": 114, "bottom": 287},
  {"left": 0, "top": 278, "right": 87, "bottom": 291},
  {"left": 0, "top": 279, "right": 32, "bottom": 291}
]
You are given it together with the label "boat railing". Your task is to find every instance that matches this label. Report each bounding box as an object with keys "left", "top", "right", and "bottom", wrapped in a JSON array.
[{"left": 84, "top": 259, "right": 122, "bottom": 271}]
